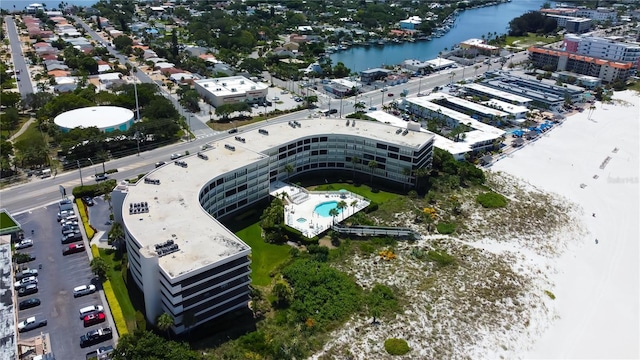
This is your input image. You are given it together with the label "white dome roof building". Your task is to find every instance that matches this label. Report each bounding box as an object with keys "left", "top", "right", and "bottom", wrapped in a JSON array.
[{"left": 54, "top": 106, "right": 135, "bottom": 133}]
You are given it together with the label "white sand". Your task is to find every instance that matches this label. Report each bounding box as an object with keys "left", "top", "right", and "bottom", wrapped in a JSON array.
[{"left": 492, "top": 90, "right": 640, "bottom": 359}]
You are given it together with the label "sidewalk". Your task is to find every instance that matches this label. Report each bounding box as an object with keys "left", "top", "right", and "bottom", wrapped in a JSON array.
[{"left": 8, "top": 117, "right": 35, "bottom": 142}]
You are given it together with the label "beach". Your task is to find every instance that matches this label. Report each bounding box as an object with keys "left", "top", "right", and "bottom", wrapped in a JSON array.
[{"left": 492, "top": 90, "right": 640, "bottom": 359}]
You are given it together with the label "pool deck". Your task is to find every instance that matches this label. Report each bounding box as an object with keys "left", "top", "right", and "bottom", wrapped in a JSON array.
[{"left": 270, "top": 182, "right": 370, "bottom": 238}]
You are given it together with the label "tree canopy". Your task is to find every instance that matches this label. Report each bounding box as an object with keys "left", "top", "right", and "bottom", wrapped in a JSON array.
[{"left": 508, "top": 11, "right": 557, "bottom": 36}]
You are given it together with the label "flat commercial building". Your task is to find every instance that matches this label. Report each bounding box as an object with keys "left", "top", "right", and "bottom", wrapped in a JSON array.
[
  {"left": 462, "top": 83, "right": 533, "bottom": 106},
  {"left": 194, "top": 76, "right": 269, "bottom": 107},
  {"left": 459, "top": 38, "right": 500, "bottom": 55},
  {"left": 113, "top": 118, "right": 434, "bottom": 334},
  {"left": 428, "top": 93, "right": 510, "bottom": 125},
  {"left": 545, "top": 15, "right": 592, "bottom": 33},
  {"left": 528, "top": 46, "right": 635, "bottom": 83},
  {"left": 54, "top": 106, "right": 135, "bottom": 133},
  {"left": 482, "top": 99, "right": 529, "bottom": 121},
  {"left": 403, "top": 96, "right": 505, "bottom": 152},
  {"left": 360, "top": 68, "right": 392, "bottom": 84}
]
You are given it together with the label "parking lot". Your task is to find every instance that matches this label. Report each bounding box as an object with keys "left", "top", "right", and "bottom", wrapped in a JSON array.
[{"left": 13, "top": 199, "right": 114, "bottom": 360}]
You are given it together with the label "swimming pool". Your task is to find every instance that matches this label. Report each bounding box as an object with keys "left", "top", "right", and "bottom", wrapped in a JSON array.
[
  {"left": 296, "top": 218, "right": 307, "bottom": 223},
  {"left": 314, "top": 201, "right": 342, "bottom": 217}
]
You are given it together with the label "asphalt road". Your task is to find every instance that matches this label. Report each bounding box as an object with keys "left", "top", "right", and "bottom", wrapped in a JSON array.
[
  {"left": 13, "top": 205, "right": 113, "bottom": 360},
  {"left": 4, "top": 15, "right": 34, "bottom": 98}
]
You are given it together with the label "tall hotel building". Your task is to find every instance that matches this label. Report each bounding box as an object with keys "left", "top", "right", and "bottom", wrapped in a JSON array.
[{"left": 112, "top": 118, "right": 434, "bottom": 333}]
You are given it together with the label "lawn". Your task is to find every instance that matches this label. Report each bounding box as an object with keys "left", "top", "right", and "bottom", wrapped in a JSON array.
[
  {"left": 99, "top": 248, "right": 138, "bottom": 332},
  {"left": 506, "top": 33, "right": 559, "bottom": 48},
  {"left": 234, "top": 222, "right": 290, "bottom": 286},
  {"left": 0, "top": 114, "right": 31, "bottom": 139},
  {"left": 311, "top": 183, "right": 399, "bottom": 204},
  {"left": 11, "top": 121, "right": 43, "bottom": 143},
  {"left": 0, "top": 211, "right": 18, "bottom": 229}
]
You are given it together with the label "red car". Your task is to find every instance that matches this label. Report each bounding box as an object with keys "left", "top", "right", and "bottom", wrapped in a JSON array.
[
  {"left": 387, "top": 93, "right": 394, "bottom": 97},
  {"left": 83, "top": 312, "right": 106, "bottom": 327},
  {"left": 63, "top": 243, "right": 85, "bottom": 256}
]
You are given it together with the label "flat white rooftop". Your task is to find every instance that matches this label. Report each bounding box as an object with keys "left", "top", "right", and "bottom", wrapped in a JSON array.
[
  {"left": 482, "top": 98, "right": 530, "bottom": 116},
  {"left": 463, "top": 83, "right": 533, "bottom": 104},
  {"left": 195, "top": 76, "right": 268, "bottom": 97},
  {"left": 123, "top": 118, "right": 435, "bottom": 278},
  {"left": 429, "top": 93, "right": 510, "bottom": 118},
  {"left": 54, "top": 106, "right": 133, "bottom": 129}
]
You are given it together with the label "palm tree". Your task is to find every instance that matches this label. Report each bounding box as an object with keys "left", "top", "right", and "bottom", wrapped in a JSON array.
[
  {"left": 353, "top": 101, "right": 365, "bottom": 113},
  {"left": 156, "top": 312, "right": 174, "bottom": 339},
  {"left": 350, "top": 200, "right": 358, "bottom": 216},
  {"left": 413, "top": 167, "right": 430, "bottom": 191},
  {"left": 337, "top": 200, "right": 347, "bottom": 220},
  {"left": 401, "top": 167, "right": 412, "bottom": 192},
  {"left": 474, "top": 65, "right": 480, "bottom": 77},
  {"left": 351, "top": 156, "right": 359, "bottom": 181},
  {"left": 284, "top": 163, "right": 294, "bottom": 182},
  {"left": 367, "top": 160, "right": 378, "bottom": 185},
  {"left": 328, "top": 207, "right": 339, "bottom": 225}
]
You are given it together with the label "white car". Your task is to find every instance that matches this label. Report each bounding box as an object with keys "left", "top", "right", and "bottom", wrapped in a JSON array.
[
  {"left": 14, "top": 276, "right": 38, "bottom": 289},
  {"left": 18, "top": 317, "right": 47, "bottom": 332},
  {"left": 73, "top": 284, "right": 97, "bottom": 298},
  {"left": 15, "top": 239, "right": 34, "bottom": 249},
  {"left": 170, "top": 153, "right": 182, "bottom": 160},
  {"left": 79, "top": 305, "right": 104, "bottom": 319}
]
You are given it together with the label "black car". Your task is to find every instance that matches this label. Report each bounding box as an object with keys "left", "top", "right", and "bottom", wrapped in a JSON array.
[
  {"left": 61, "top": 235, "right": 82, "bottom": 244},
  {"left": 228, "top": 128, "right": 238, "bottom": 134},
  {"left": 82, "top": 197, "right": 94, "bottom": 206},
  {"left": 155, "top": 161, "right": 166, "bottom": 168},
  {"left": 80, "top": 327, "right": 113, "bottom": 348},
  {"left": 19, "top": 298, "right": 41, "bottom": 310}
]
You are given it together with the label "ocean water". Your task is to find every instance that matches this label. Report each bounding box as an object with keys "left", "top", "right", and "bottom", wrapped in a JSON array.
[{"left": 1, "top": 0, "right": 97, "bottom": 11}]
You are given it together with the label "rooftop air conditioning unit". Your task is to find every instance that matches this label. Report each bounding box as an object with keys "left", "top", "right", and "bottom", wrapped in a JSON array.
[
  {"left": 222, "top": 82, "right": 227, "bottom": 86},
  {"left": 240, "top": 80, "right": 244, "bottom": 84}
]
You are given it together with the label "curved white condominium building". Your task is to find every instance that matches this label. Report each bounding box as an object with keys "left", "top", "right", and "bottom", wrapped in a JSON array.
[{"left": 113, "top": 118, "right": 434, "bottom": 334}]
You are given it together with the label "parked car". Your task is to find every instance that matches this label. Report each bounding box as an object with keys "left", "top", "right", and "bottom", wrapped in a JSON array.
[
  {"left": 63, "top": 243, "right": 85, "bottom": 256},
  {"left": 170, "top": 153, "right": 182, "bottom": 160},
  {"left": 61, "top": 233, "right": 82, "bottom": 244},
  {"left": 57, "top": 210, "right": 75, "bottom": 221},
  {"left": 83, "top": 312, "right": 106, "bottom": 327},
  {"left": 80, "top": 327, "right": 113, "bottom": 348},
  {"left": 97, "top": 345, "right": 114, "bottom": 357},
  {"left": 18, "top": 316, "right": 47, "bottom": 332},
  {"left": 62, "top": 227, "right": 80, "bottom": 236},
  {"left": 15, "top": 268, "right": 38, "bottom": 280},
  {"left": 82, "top": 197, "right": 94, "bottom": 206},
  {"left": 18, "top": 284, "right": 38, "bottom": 297},
  {"left": 61, "top": 220, "right": 79, "bottom": 228},
  {"left": 73, "top": 284, "right": 96, "bottom": 298},
  {"left": 79, "top": 305, "right": 104, "bottom": 319},
  {"left": 15, "top": 239, "right": 34, "bottom": 250},
  {"left": 18, "top": 298, "right": 41, "bottom": 310},
  {"left": 15, "top": 253, "right": 36, "bottom": 264},
  {"left": 369, "top": 106, "right": 377, "bottom": 111},
  {"left": 14, "top": 276, "right": 38, "bottom": 289}
]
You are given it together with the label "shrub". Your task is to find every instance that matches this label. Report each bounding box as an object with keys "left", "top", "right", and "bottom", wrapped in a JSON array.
[
  {"left": 103, "top": 280, "right": 129, "bottom": 336},
  {"left": 135, "top": 310, "right": 147, "bottom": 331},
  {"left": 91, "top": 244, "right": 99, "bottom": 258},
  {"left": 427, "top": 249, "right": 455, "bottom": 266},
  {"left": 476, "top": 191, "right": 507, "bottom": 208},
  {"left": 75, "top": 199, "right": 95, "bottom": 239},
  {"left": 384, "top": 338, "right": 410, "bottom": 355},
  {"left": 72, "top": 179, "right": 117, "bottom": 198},
  {"left": 436, "top": 222, "right": 456, "bottom": 234},
  {"left": 105, "top": 168, "right": 118, "bottom": 174},
  {"left": 364, "top": 201, "right": 379, "bottom": 213}
]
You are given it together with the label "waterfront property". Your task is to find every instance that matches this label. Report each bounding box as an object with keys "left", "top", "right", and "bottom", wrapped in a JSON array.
[
  {"left": 462, "top": 83, "right": 533, "bottom": 106},
  {"left": 528, "top": 47, "right": 635, "bottom": 84},
  {"left": 194, "top": 76, "right": 269, "bottom": 107},
  {"left": 429, "top": 93, "right": 510, "bottom": 125},
  {"left": 563, "top": 34, "right": 640, "bottom": 69},
  {"left": 112, "top": 118, "right": 434, "bottom": 334}
]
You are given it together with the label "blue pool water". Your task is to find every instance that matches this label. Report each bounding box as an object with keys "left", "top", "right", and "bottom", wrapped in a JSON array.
[
  {"left": 314, "top": 201, "right": 342, "bottom": 217},
  {"left": 296, "top": 218, "right": 307, "bottom": 223}
]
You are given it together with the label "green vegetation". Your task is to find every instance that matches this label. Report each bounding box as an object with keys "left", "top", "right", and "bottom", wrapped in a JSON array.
[
  {"left": 506, "top": 33, "right": 559, "bottom": 47},
  {"left": 234, "top": 221, "right": 290, "bottom": 286},
  {"left": 312, "top": 183, "right": 398, "bottom": 204},
  {"left": 544, "top": 290, "right": 556, "bottom": 300},
  {"left": 112, "top": 330, "right": 200, "bottom": 360},
  {"left": 384, "top": 338, "right": 411, "bottom": 355},
  {"left": 427, "top": 249, "right": 455, "bottom": 267},
  {"left": 0, "top": 211, "right": 17, "bottom": 229},
  {"left": 72, "top": 180, "right": 117, "bottom": 198},
  {"left": 476, "top": 191, "right": 508, "bottom": 208},
  {"left": 508, "top": 11, "right": 558, "bottom": 36},
  {"left": 436, "top": 222, "right": 457, "bottom": 234},
  {"left": 99, "top": 248, "right": 138, "bottom": 332}
]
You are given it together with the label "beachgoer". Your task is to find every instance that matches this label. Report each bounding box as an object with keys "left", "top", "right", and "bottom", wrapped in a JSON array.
[
  {"left": 592, "top": 213, "right": 596, "bottom": 217},
  {"left": 595, "top": 239, "right": 599, "bottom": 244}
]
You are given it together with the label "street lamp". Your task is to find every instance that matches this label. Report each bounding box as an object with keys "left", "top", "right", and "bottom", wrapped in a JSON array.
[
  {"left": 135, "top": 131, "right": 141, "bottom": 156},
  {"left": 187, "top": 115, "right": 192, "bottom": 142},
  {"left": 77, "top": 160, "right": 84, "bottom": 187},
  {"left": 87, "top": 158, "right": 97, "bottom": 176}
]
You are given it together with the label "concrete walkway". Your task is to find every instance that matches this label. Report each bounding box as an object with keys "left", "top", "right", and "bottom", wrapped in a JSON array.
[{"left": 8, "top": 117, "right": 35, "bottom": 142}]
